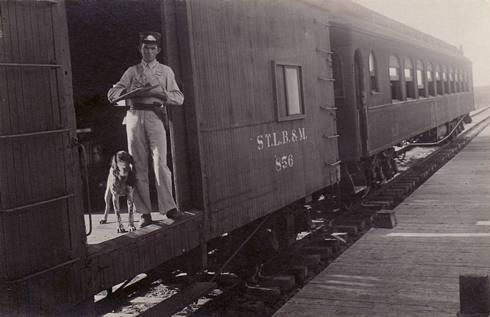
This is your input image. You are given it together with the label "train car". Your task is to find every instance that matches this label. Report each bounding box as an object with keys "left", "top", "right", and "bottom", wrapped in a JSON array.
[
  {"left": 0, "top": 0, "right": 475, "bottom": 315},
  {"left": 169, "top": 0, "right": 340, "bottom": 239},
  {"left": 1, "top": 0, "right": 339, "bottom": 315},
  {"left": 66, "top": 0, "right": 340, "bottom": 239},
  {"left": 0, "top": 0, "right": 87, "bottom": 315},
  {"left": 323, "top": 1, "right": 474, "bottom": 185}
]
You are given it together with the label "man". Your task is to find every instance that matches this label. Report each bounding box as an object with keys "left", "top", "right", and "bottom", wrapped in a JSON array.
[{"left": 107, "top": 32, "right": 184, "bottom": 228}]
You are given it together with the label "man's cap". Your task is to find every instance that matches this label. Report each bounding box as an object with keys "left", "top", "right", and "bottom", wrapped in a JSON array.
[{"left": 139, "top": 31, "right": 161, "bottom": 46}]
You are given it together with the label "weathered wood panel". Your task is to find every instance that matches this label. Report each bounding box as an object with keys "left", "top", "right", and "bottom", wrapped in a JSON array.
[
  {"left": 0, "top": 0, "right": 85, "bottom": 314},
  {"left": 162, "top": 0, "right": 205, "bottom": 212},
  {"left": 84, "top": 212, "right": 202, "bottom": 296},
  {"left": 185, "top": 0, "right": 339, "bottom": 238}
]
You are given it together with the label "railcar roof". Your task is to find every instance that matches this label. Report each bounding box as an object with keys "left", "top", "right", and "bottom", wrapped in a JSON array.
[{"left": 302, "top": 0, "right": 465, "bottom": 58}]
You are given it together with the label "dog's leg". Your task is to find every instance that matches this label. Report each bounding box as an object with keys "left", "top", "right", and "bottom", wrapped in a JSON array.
[
  {"left": 100, "top": 185, "right": 111, "bottom": 224},
  {"left": 127, "top": 189, "right": 136, "bottom": 232},
  {"left": 113, "top": 195, "right": 126, "bottom": 233}
]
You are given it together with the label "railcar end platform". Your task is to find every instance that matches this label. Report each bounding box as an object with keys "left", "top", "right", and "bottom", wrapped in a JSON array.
[
  {"left": 274, "top": 125, "right": 490, "bottom": 316},
  {"left": 81, "top": 210, "right": 203, "bottom": 297}
]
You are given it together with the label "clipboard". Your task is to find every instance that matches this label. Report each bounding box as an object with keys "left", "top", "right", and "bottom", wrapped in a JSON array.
[{"left": 111, "top": 84, "right": 159, "bottom": 106}]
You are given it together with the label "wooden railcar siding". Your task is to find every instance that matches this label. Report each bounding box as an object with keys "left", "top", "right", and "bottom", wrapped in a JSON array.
[
  {"left": 0, "top": 2, "right": 85, "bottom": 313},
  {"left": 186, "top": 0, "right": 339, "bottom": 238},
  {"left": 161, "top": 0, "right": 204, "bottom": 212}
]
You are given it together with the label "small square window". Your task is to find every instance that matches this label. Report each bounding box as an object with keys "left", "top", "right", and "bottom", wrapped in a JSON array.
[
  {"left": 417, "top": 70, "right": 424, "bottom": 89},
  {"left": 404, "top": 68, "right": 413, "bottom": 81},
  {"left": 273, "top": 62, "right": 305, "bottom": 121},
  {"left": 389, "top": 67, "right": 399, "bottom": 80}
]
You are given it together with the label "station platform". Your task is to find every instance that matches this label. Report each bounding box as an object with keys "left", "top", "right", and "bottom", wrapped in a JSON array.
[{"left": 274, "top": 125, "right": 490, "bottom": 316}]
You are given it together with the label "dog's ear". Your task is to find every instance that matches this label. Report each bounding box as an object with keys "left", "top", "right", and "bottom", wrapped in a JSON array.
[
  {"left": 127, "top": 153, "right": 135, "bottom": 166},
  {"left": 111, "top": 154, "right": 118, "bottom": 172}
]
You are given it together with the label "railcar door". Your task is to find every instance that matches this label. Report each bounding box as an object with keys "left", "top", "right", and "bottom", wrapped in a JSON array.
[
  {"left": 0, "top": 0, "right": 85, "bottom": 314},
  {"left": 354, "top": 50, "right": 368, "bottom": 156}
]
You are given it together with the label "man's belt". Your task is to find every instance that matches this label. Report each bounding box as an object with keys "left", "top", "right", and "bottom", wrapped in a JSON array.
[{"left": 129, "top": 103, "right": 161, "bottom": 111}]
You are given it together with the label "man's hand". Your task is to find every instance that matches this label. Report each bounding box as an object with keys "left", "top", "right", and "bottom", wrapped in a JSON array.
[
  {"left": 134, "top": 84, "right": 168, "bottom": 102},
  {"left": 145, "top": 91, "right": 168, "bottom": 102}
]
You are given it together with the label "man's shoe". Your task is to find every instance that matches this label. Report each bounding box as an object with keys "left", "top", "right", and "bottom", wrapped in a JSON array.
[
  {"left": 166, "top": 208, "right": 183, "bottom": 220},
  {"left": 139, "top": 214, "right": 153, "bottom": 228}
]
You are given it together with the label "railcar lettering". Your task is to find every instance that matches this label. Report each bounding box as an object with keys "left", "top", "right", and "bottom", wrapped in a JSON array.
[
  {"left": 275, "top": 154, "right": 294, "bottom": 172},
  {"left": 256, "top": 127, "right": 307, "bottom": 151}
]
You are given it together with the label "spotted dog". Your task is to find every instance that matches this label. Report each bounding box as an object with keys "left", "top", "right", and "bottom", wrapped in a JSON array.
[{"left": 99, "top": 151, "right": 136, "bottom": 233}]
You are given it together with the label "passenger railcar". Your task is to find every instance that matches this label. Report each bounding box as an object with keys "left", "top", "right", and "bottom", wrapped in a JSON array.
[
  {"left": 323, "top": 1, "right": 474, "bottom": 184},
  {"left": 0, "top": 0, "right": 474, "bottom": 315}
]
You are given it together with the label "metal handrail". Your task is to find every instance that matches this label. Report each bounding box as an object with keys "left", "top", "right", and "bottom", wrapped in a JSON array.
[
  {"left": 74, "top": 139, "right": 93, "bottom": 236},
  {"left": 0, "top": 128, "right": 69, "bottom": 139},
  {"left": 0, "top": 62, "right": 62, "bottom": 68},
  {"left": 0, "top": 194, "right": 74, "bottom": 213},
  {"left": 403, "top": 115, "right": 467, "bottom": 148}
]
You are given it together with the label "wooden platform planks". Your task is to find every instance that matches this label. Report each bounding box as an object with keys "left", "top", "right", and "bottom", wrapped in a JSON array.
[
  {"left": 274, "top": 126, "right": 490, "bottom": 317},
  {"left": 84, "top": 211, "right": 203, "bottom": 296}
]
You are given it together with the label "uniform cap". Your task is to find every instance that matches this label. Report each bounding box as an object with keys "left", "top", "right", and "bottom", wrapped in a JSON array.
[{"left": 139, "top": 31, "right": 161, "bottom": 46}]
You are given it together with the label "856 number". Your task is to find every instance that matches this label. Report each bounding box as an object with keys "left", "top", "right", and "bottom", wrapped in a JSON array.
[{"left": 275, "top": 154, "right": 294, "bottom": 172}]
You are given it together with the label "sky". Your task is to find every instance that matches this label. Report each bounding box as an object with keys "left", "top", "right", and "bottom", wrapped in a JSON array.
[{"left": 353, "top": 0, "right": 490, "bottom": 87}]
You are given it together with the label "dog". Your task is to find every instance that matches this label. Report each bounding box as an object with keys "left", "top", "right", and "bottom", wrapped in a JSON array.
[{"left": 99, "top": 151, "right": 137, "bottom": 233}]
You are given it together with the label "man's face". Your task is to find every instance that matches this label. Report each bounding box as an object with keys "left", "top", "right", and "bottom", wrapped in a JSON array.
[{"left": 140, "top": 43, "right": 160, "bottom": 63}]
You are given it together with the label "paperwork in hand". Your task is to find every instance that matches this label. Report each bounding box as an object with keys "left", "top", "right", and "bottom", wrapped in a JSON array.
[{"left": 111, "top": 85, "right": 159, "bottom": 106}]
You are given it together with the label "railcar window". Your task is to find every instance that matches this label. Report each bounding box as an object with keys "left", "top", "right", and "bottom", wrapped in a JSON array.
[
  {"left": 462, "top": 73, "right": 465, "bottom": 91},
  {"left": 416, "top": 60, "right": 425, "bottom": 97},
  {"left": 369, "top": 52, "right": 378, "bottom": 92},
  {"left": 404, "top": 58, "right": 415, "bottom": 99},
  {"left": 455, "top": 70, "right": 459, "bottom": 92},
  {"left": 461, "top": 72, "right": 465, "bottom": 92},
  {"left": 454, "top": 73, "right": 457, "bottom": 92},
  {"left": 427, "top": 62, "right": 435, "bottom": 96},
  {"left": 389, "top": 55, "right": 403, "bottom": 101},
  {"left": 460, "top": 72, "right": 465, "bottom": 92},
  {"left": 449, "top": 68, "right": 455, "bottom": 93},
  {"left": 435, "top": 65, "right": 442, "bottom": 95},
  {"left": 462, "top": 72, "right": 465, "bottom": 92},
  {"left": 443, "top": 68, "right": 449, "bottom": 94},
  {"left": 454, "top": 71, "right": 461, "bottom": 92},
  {"left": 273, "top": 62, "right": 305, "bottom": 121}
]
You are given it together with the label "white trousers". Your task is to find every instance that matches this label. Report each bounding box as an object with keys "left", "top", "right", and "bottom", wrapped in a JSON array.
[{"left": 124, "top": 110, "right": 176, "bottom": 214}]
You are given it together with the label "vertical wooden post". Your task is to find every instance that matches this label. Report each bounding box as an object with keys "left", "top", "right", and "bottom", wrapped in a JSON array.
[{"left": 458, "top": 274, "right": 490, "bottom": 316}]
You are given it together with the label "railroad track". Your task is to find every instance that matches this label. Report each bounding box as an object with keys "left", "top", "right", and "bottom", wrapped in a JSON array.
[{"left": 95, "top": 107, "right": 490, "bottom": 317}]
